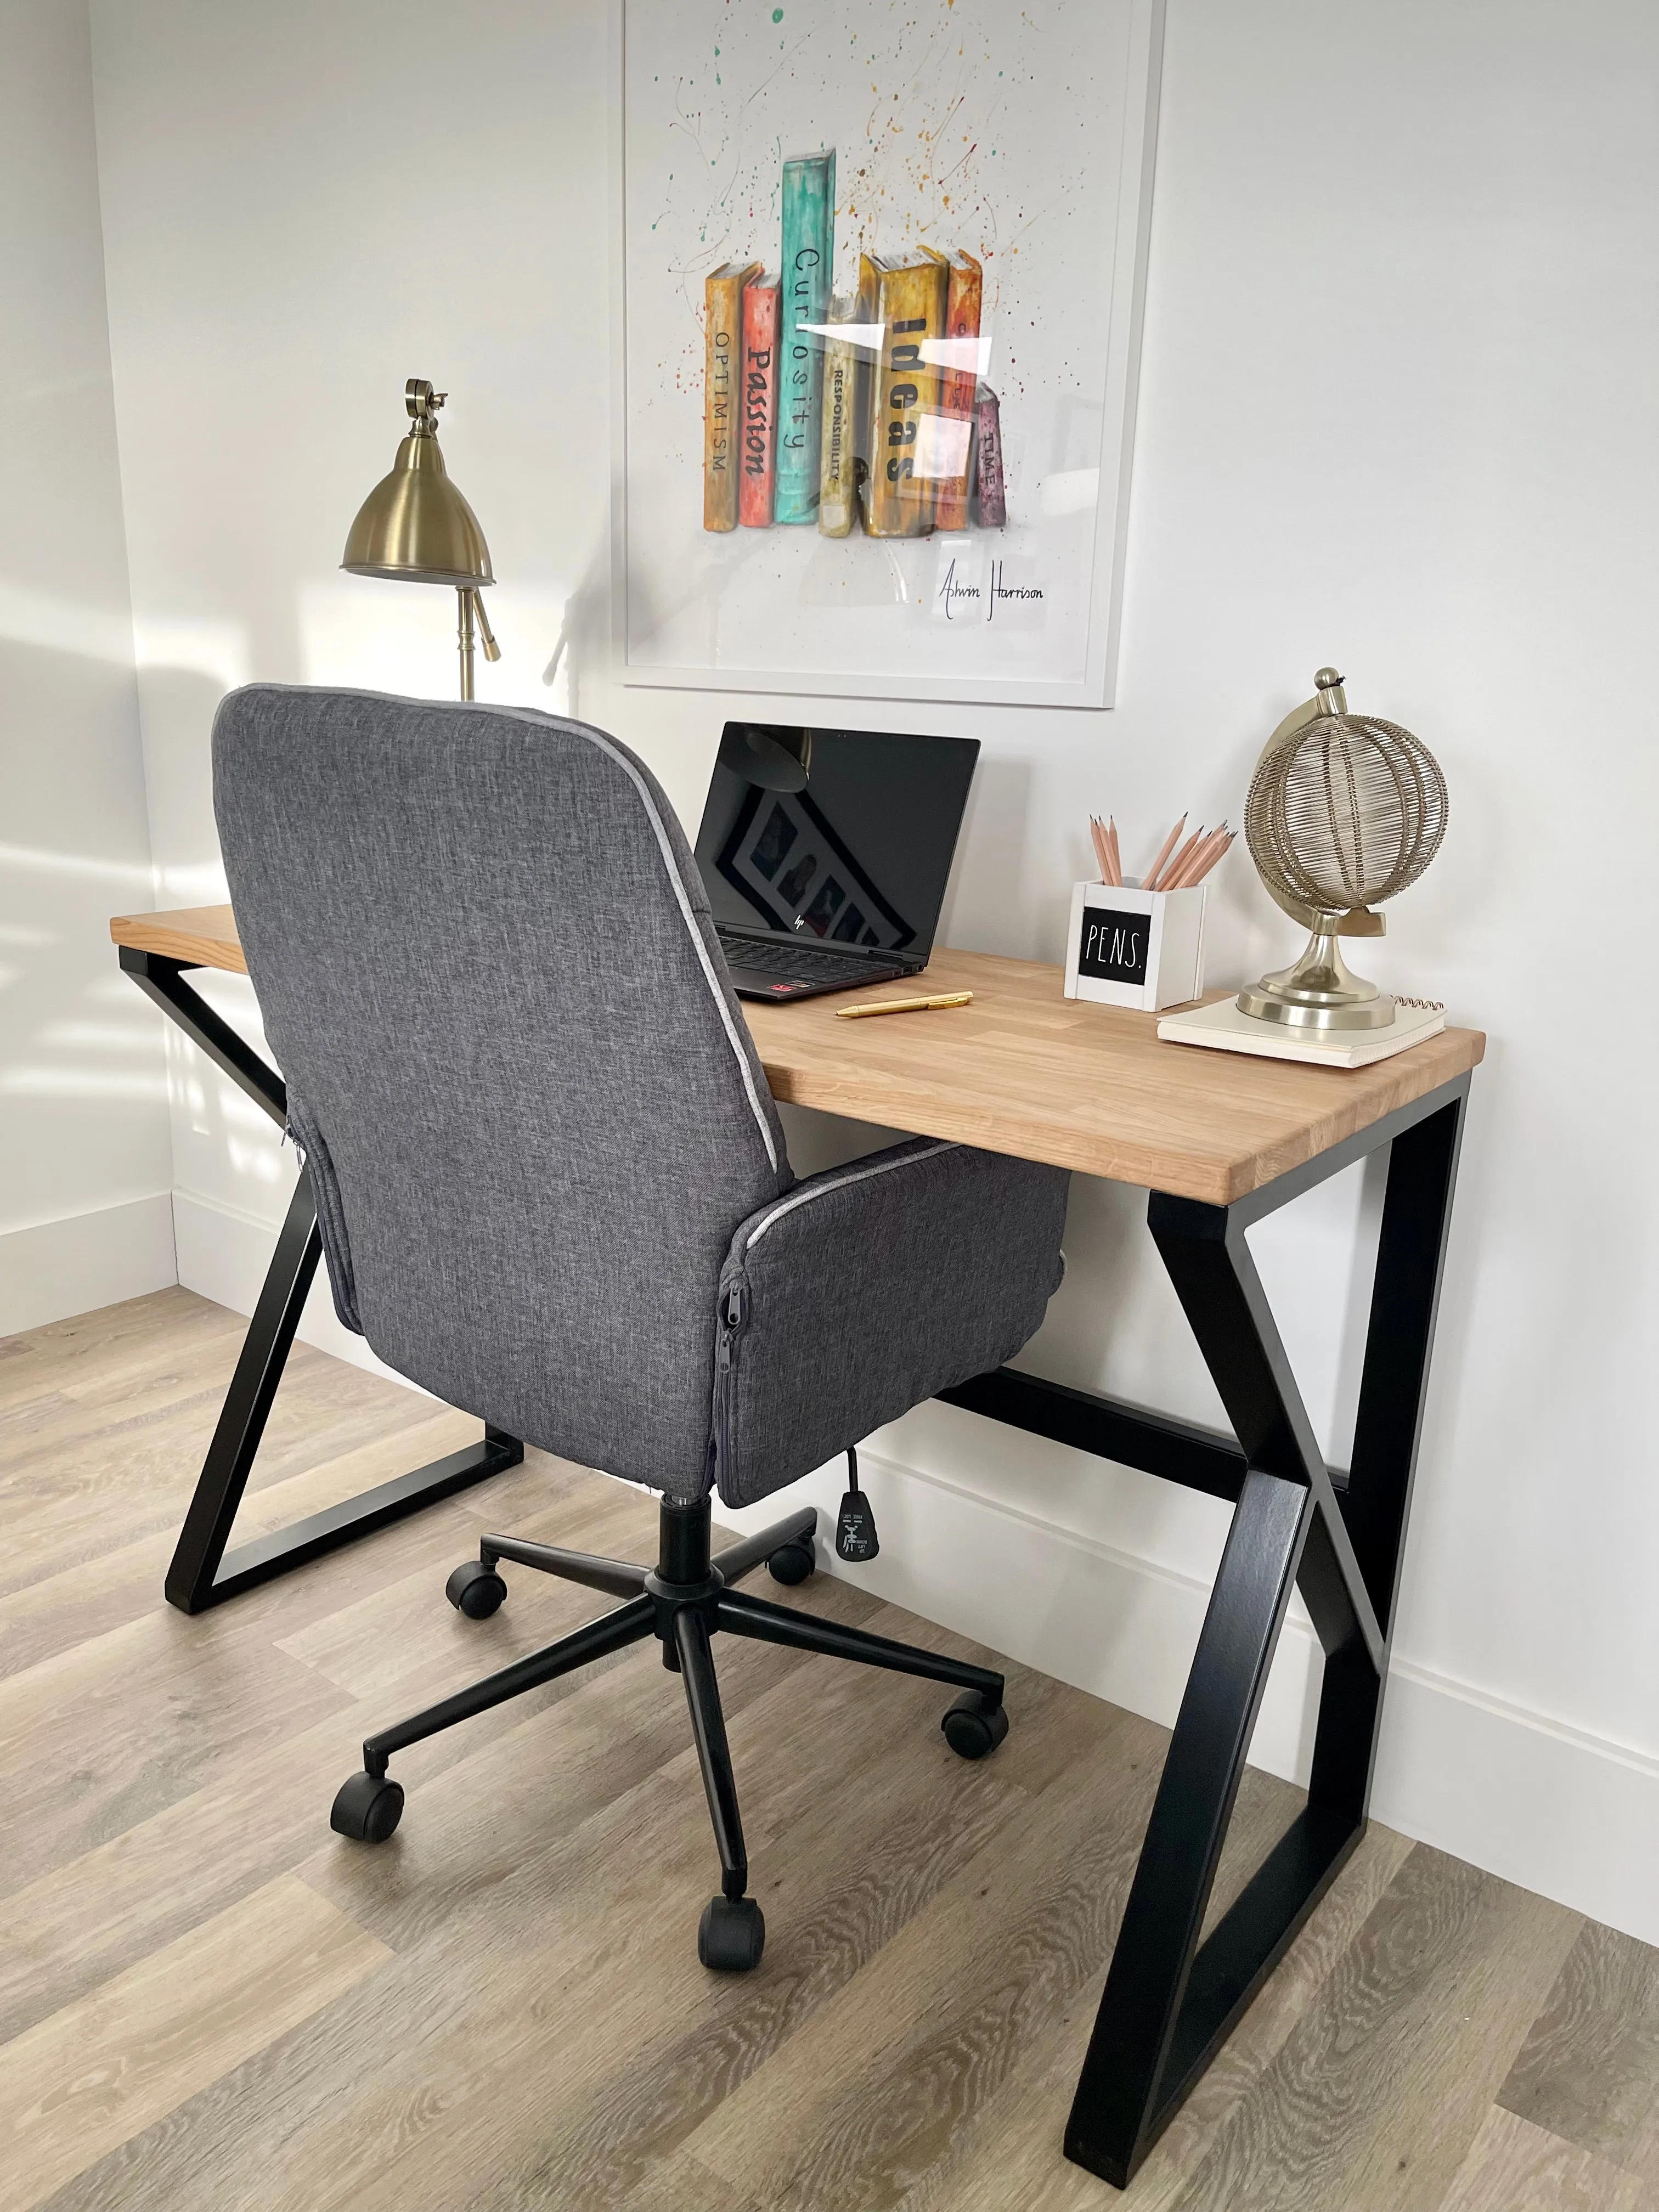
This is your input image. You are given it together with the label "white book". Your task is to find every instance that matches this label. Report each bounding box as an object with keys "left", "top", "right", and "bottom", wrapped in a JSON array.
[{"left": 1157, "top": 992, "right": 1447, "bottom": 1069}]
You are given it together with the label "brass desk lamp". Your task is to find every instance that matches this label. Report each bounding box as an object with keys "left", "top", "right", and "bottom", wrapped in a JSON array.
[{"left": 342, "top": 379, "right": 501, "bottom": 699}]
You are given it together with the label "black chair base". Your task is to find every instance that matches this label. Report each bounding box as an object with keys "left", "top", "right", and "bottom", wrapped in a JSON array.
[{"left": 331, "top": 1494, "right": 1008, "bottom": 1969}]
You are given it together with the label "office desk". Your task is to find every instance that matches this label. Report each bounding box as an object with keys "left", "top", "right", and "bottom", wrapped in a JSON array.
[{"left": 112, "top": 905, "right": 1483, "bottom": 2190}]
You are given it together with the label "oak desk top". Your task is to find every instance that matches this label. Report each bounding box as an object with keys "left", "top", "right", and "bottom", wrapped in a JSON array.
[{"left": 112, "top": 905, "right": 1485, "bottom": 1206}]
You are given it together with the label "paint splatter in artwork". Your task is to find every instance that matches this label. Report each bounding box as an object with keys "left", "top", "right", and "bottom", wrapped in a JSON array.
[
  {"left": 640, "top": 0, "right": 1085, "bottom": 414},
  {"left": 630, "top": 0, "right": 1108, "bottom": 586}
]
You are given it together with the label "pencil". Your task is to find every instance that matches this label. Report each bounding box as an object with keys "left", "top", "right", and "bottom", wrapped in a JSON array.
[
  {"left": 1089, "top": 815, "right": 1113, "bottom": 883},
  {"left": 1177, "top": 827, "right": 1229, "bottom": 884},
  {"left": 1106, "top": 816, "right": 1122, "bottom": 888},
  {"left": 1143, "top": 815, "right": 1186, "bottom": 890},
  {"left": 1152, "top": 825, "right": 1206, "bottom": 893},
  {"left": 1190, "top": 827, "right": 1235, "bottom": 886},
  {"left": 1174, "top": 827, "right": 1235, "bottom": 889}
]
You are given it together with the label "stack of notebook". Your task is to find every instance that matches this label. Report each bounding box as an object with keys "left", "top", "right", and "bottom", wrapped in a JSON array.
[{"left": 1157, "top": 994, "right": 1447, "bottom": 1069}]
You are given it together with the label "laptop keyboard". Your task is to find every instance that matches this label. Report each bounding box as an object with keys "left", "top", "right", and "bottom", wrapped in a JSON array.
[{"left": 717, "top": 931, "right": 903, "bottom": 984}]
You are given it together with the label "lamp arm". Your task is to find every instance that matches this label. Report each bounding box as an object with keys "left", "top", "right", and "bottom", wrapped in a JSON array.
[{"left": 471, "top": 589, "right": 501, "bottom": 662}]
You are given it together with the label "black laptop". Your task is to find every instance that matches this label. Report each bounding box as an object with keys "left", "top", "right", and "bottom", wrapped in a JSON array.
[{"left": 693, "top": 721, "right": 980, "bottom": 1001}]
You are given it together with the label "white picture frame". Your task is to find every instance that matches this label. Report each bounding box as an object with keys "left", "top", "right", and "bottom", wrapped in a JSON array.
[{"left": 610, "top": 0, "right": 1165, "bottom": 710}]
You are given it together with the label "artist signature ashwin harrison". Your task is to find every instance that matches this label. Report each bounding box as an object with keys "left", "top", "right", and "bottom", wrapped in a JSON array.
[{"left": 936, "top": 558, "right": 1046, "bottom": 622}]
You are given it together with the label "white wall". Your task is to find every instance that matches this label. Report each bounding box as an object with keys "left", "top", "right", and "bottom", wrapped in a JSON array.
[
  {"left": 0, "top": 0, "right": 174, "bottom": 1335},
  {"left": 86, "top": 0, "right": 1659, "bottom": 1938}
]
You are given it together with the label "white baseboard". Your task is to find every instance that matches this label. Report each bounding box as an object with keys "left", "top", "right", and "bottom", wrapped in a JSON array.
[
  {"left": 1373, "top": 1664, "right": 1659, "bottom": 1949},
  {"left": 720, "top": 1444, "right": 1659, "bottom": 1948},
  {"left": 0, "top": 1194, "right": 177, "bottom": 1335},
  {"left": 171, "top": 1186, "right": 426, "bottom": 1393}
]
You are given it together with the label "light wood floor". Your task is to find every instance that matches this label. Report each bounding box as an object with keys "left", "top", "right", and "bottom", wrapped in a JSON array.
[{"left": 1, "top": 1289, "right": 1654, "bottom": 2211}]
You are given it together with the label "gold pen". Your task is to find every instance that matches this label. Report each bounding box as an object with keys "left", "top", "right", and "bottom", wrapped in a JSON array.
[{"left": 835, "top": 991, "right": 974, "bottom": 1020}]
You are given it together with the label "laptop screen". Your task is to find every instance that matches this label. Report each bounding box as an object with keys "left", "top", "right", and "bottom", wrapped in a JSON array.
[{"left": 692, "top": 723, "right": 980, "bottom": 958}]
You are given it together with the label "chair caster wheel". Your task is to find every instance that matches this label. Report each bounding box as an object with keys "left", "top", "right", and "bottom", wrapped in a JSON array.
[
  {"left": 767, "top": 1538, "right": 815, "bottom": 1586},
  {"left": 447, "top": 1559, "right": 507, "bottom": 1618},
  {"left": 698, "top": 1893, "right": 766, "bottom": 1972},
  {"left": 941, "top": 1692, "right": 1009, "bottom": 1761},
  {"left": 331, "top": 1770, "right": 404, "bottom": 1843}
]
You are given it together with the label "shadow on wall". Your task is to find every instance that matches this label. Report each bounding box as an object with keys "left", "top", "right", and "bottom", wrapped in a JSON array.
[
  {"left": 541, "top": 532, "right": 611, "bottom": 725},
  {"left": 1, "top": 635, "right": 172, "bottom": 1211},
  {"left": 136, "top": 667, "right": 245, "bottom": 907},
  {"left": 938, "top": 753, "right": 1031, "bottom": 957}
]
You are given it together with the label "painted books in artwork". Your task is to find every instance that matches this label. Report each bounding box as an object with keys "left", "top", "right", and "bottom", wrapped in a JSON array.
[
  {"left": 817, "top": 306, "right": 859, "bottom": 538},
  {"left": 776, "top": 151, "right": 835, "bottom": 525},
  {"left": 925, "top": 248, "right": 983, "bottom": 531},
  {"left": 853, "top": 249, "right": 879, "bottom": 528},
  {"left": 703, "top": 261, "right": 760, "bottom": 532},
  {"left": 739, "top": 277, "right": 781, "bottom": 528},
  {"left": 864, "top": 254, "right": 948, "bottom": 539},
  {"left": 972, "top": 385, "right": 1006, "bottom": 528},
  {"left": 693, "top": 161, "right": 1003, "bottom": 548}
]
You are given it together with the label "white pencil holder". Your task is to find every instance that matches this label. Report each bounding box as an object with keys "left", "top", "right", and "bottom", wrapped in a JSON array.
[{"left": 1063, "top": 879, "right": 1208, "bottom": 1012}]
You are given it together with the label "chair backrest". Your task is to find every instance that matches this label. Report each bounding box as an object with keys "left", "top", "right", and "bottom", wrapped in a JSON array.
[{"left": 213, "top": 686, "right": 791, "bottom": 1495}]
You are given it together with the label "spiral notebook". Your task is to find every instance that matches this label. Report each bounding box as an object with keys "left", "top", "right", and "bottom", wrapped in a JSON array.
[{"left": 1156, "top": 994, "right": 1446, "bottom": 1069}]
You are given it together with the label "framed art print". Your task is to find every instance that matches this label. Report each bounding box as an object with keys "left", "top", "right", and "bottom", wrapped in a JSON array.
[{"left": 614, "top": 0, "right": 1165, "bottom": 708}]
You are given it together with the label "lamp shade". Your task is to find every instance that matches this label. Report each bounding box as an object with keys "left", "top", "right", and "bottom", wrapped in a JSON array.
[{"left": 341, "top": 383, "right": 493, "bottom": 588}]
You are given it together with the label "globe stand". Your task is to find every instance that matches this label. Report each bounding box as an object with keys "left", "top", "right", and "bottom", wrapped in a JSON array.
[
  {"left": 1237, "top": 918, "right": 1396, "bottom": 1031},
  {"left": 1235, "top": 665, "right": 1447, "bottom": 1034}
]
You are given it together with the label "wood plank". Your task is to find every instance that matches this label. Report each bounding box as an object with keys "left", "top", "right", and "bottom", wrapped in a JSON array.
[
  {"left": 0, "top": 1289, "right": 244, "bottom": 1420},
  {"left": 1433, "top": 2106, "right": 1654, "bottom": 2212},
  {"left": 109, "top": 904, "right": 245, "bottom": 974},
  {"left": 41, "top": 1615, "right": 1037, "bottom": 2212},
  {"left": 273, "top": 1482, "right": 656, "bottom": 1697},
  {"left": 0, "top": 1344, "right": 449, "bottom": 1617},
  {"left": 1, "top": 1407, "right": 493, "bottom": 1681},
  {"left": 0, "top": 1407, "right": 486, "bottom": 1680},
  {"left": 706, "top": 1733, "right": 1308, "bottom": 2212},
  {"left": 614, "top": 2150, "right": 765, "bottom": 2212},
  {"left": 7, "top": 1332, "right": 435, "bottom": 1483},
  {"left": 0, "top": 1875, "right": 388, "bottom": 2212},
  {"left": 1499, "top": 1919, "right": 1659, "bottom": 2180},
  {"left": 0, "top": 1601, "right": 352, "bottom": 1906},
  {"left": 296, "top": 1573, "right": 889, "bottom": 1959},
  {"left": 907, "top": 1819, "right": 1419, "bottom": 2212},
  {"left": 0, "top": 1509, "right": 868, "bottom": 2050},
  {"left": 108, "top": 915, "right": 1484, "bottom": 1202},
  {"left": 1433, "top": 2107, "right": 1647, "bottom": 2212},
  {"left": 744, "top": 947, "right": 1482, "bottom": 1201},
  {"left": 684, "top": 1699, "right": 1165, "bottom": 2209},
  {"left": 0, "top": 1542, "right": 872, "bottom": 2053},
  {"left": 1161, "top": 1846, "right": 1582, "bottom": 2212},
  {"left": 325, "top": 1670, "right": 1040, "bottom": 2212}
]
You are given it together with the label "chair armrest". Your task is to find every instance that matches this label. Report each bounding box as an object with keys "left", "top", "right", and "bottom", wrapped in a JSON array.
[{"left": 712, "top": 1136, "right": 1069, "bottom": 1508}]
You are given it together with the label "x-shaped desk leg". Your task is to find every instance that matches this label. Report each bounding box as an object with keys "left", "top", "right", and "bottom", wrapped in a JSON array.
[
  {"left": 121, "top": 947, "right": 523, "bottom": 1613},
  {"left": 1064, "top": 1086, "right": 1467, "bottom": 2187}
]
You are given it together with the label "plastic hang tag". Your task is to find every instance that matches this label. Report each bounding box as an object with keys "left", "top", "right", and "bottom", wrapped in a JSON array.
[{"left": 835, "top": 1445, "right": 879, "bottom": 1563}]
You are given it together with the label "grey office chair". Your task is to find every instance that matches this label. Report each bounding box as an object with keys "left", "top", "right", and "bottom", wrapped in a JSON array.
[{"left": 215, "top": 686, "right": 1069, "bottom": 1971}]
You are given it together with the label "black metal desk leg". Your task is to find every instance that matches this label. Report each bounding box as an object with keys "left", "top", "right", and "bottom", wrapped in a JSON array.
[
  {"left": 163, "top": 1173, "right": 324, "bottom": 1610},
  {"left": 1343, "top": 1095, "right": 1468, "bottom": 1634},
  {"left": 1065, "top": 1085, "right": 1467, "bottom": 2188},
  {"left": 1064, "top": 1468, "right": 1313, "bottom": 2181},
  {"left": 122, "top": 945, "right": 526, "bottom": 1613}
]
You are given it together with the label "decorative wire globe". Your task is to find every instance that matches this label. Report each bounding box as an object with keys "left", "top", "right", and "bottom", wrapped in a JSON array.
[{"left": 1244, "top": 681, "right": 1448, "bottom": 916}]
